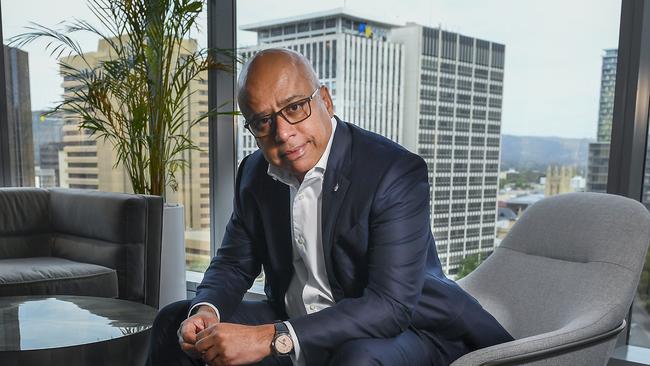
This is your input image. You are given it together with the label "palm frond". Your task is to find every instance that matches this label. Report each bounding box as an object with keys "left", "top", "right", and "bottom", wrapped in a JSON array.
[{"left": 12, "top": 0, "right": 236, "bottom": 199}]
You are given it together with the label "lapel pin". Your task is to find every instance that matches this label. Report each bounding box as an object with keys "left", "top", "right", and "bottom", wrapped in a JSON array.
[{"left": 333, "top": 183, "right": 339, "bottom": 192}]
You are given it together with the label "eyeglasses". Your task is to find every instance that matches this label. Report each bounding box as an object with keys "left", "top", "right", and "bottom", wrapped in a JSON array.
[{"left": 244, "top": 86, "right": 321, "bottom": 138}]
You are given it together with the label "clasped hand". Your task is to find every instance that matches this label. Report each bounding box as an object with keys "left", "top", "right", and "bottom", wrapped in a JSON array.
[{"left": 178, "top": 307, "right": 275, "bottom": 366}]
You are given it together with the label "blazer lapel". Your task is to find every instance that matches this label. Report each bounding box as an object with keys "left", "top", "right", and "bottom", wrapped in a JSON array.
[
  {"left": 321, "top": 116, "right": 352, "bottom": 300},
  {"left": 261, "top": 175, "right": 294, "bottom": 282}
]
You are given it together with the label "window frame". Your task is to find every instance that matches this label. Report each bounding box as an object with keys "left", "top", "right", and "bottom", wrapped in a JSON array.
[
  {"left": 4, "top": 0, "right": 650, "bottom": 360},
  {"left": 607, "top": 0, "right": 650, "bottom": 354},
  {"left": 0, "top": 4, "right": 12, "bottom": 187}
]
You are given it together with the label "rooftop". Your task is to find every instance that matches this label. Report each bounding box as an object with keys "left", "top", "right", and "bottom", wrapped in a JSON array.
[
  {"left": 240, "top": 7, "right": 401, "bottom": 31},
  {"left": 498, "top": 207, "right": 518, "bottom": 221},
  {"left": 507, "top": 194, "right": 545, "bottom": 205}
]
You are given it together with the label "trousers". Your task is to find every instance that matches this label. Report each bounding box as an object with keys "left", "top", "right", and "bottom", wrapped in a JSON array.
[{"left": 146, "top": 299, "right": 468, "bottom": 365}]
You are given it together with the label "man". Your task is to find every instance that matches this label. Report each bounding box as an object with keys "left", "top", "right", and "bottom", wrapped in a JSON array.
[{"left": 148, "top": 48, "right": 513, "bottom": 366}]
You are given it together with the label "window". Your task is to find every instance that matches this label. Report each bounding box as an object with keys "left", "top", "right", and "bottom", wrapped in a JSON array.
[
  {"left": 439, "top": 106, "right": 454, "bottom": 116},
  {"left": 440, "top": 62, "right": 456, "bottom": 74},
  {"left": 0, "top": 1, "right": 631, "bottom": 344},
  {"left": 474, "top": 82, "right": 487, "bottom": 93},
  {"left": 458, "top": 79, "right": 472, "bottom": 90},
  {"left": 456, "top": 108, "right": 470, "bottom": 118},
  {"left": 455, "top": 136, "right": 469, "bottom": 146},
  {"left": 457, "top": 94, "right": 471, "bottom": 105},
  {"left": 2, "top": 1, "right": 218, "bottom": 275},
  {"left": 473, "top": 96, "right": 487, "bottom": 106},
  {"left": 312, "top": 20, "right": 324, "bottom": 30},
  {"left": 440, "top": 77, "right": 455, "bottom": 88},
  {"left": 456, "top": 121, "right": 470, "bottom": 132},
  {"left": 454, "top": 149, "right": 468, "bottom": 159},
  {"left": 474, "top": 68, "right": 488, "bottom": 79},
  {"left": 437, "top": 148, "right": 452, "bottom": 159}
]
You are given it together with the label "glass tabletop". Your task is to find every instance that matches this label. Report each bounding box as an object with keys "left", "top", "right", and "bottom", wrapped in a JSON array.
[{"left": 0, "top": 295, "right": 158, "bottom": 351}]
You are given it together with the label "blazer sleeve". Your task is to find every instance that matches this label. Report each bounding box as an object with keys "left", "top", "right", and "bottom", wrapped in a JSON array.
[
  {"left": 288, "top": 153, "right": 432, "bottom": 361},
  {"left": 190, "top": 155, "right": 262, "bottom": 320}
]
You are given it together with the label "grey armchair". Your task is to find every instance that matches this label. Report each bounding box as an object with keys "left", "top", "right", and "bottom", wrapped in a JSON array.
[
  {"left": 452, "top": 192, "right": 650, "bottom": 366},
  {"left": 0, "top": 188, "right": 163, "bottom": 308}
]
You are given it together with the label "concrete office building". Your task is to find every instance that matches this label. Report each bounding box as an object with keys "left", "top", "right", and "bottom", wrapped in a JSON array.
[
  {"left": 545, "top": 165, "right": 576, "bottom": 196},
  {"left": 238, "top": 10, "right": 505, "bottom": 274},
  {"left": 3, "top": 45, "right": 34, "bottom": 187},
  {"left": 587, "top": 142, "right": 610, "bottom": 193},
  {"left": 32, "top": 111, "right": 64, "bottom": 187},
  {"left": 587, "top": 49, "right": 617, "bottom": 193},
  {"left": 596, "top": 49, "right": 618, "bottom": 144},
  {"left": 37, "top": 142, "right": 64, "bottom": 188},
  {"left": 390, "top": 25, "right": 505, "bottom": 274},
  {"left": 32, "top": 111, "right": 63, "bottom": 166},
  {"left": 238, "top": 8, "right": 405, "bottom": 160}
]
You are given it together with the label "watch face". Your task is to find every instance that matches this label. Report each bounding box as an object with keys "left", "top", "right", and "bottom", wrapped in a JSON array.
[{"left": 275, "top": 334, "right": 293, "bottom": 354}]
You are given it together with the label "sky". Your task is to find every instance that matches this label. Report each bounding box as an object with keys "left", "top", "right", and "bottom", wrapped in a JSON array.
[{"left": 2, "top": 0, "right": 621, "bottom": 139}]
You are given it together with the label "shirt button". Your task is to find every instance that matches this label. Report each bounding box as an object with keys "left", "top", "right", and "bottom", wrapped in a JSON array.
[
  {"left": 298, "top": 194, "right": 305, "bottom": 200},
  {"left": 297, "top": 236, "right": 305, "bottom": 245},
  {"left": 309, "top": 304, "right": 317, "bottom": 311}
]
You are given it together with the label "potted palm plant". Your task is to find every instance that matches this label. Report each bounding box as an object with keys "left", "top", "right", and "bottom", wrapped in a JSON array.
[{"left": 10, "top": 0, "right": 235, "bottom": 306}]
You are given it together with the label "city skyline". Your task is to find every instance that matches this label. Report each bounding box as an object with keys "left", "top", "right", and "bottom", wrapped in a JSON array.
[{"left": 2, "top": 0, "right": 621, "bottom": 139}]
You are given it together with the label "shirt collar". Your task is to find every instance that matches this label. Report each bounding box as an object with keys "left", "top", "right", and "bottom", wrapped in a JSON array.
[{"left": 267, "top": 116, "right": 337, "bottom": 187}]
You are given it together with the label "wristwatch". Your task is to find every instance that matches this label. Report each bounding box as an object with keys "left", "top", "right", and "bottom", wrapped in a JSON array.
[{"left": 271, "top": 322, "right": 294, "bottom": 356}]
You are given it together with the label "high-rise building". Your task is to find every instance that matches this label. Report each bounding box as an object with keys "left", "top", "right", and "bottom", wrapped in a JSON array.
[
  {"left": 597, "top": 49, "right": 617, "bottom": 143},
  {"left": 587, "top": 142, "right": 609, "bottom": 192},
  {"left": 587, "top": 49, "right": 617, "bottom": 193},
  {"left": 390, "top": 25, "right": 505, "bottom": 274},
  {"left": 3, "top": 45, "right": 34, "bottom": 186},
  {"left": 36, "top": 142, "right": 64, "bottom": 188},
  {"left": 238, "top": 9, "right": 505, "bottom": 274},
  {"left": 31, "top": 110, "right": 64, "bottom": 187},
  {"left": 32, "top": 111, "right": 63, "bottom": 164},
  {"left": 59, "top": 38, "right": 211, "bottom": 267}
]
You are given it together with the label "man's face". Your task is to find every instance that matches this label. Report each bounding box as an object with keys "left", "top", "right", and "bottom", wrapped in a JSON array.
[{"left": 241, "top": 56, "right": 334, "bottom": 181}]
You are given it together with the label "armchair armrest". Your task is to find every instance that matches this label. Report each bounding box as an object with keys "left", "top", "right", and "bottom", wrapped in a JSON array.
[{"left": 451, "top": 306, "right": 625, "bottom": 366}]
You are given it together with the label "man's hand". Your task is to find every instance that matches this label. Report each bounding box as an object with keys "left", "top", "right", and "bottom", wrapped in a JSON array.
[
  {"left": 178, "top": 305, "right": 220, "bottom": 359},
  {"left": 195, "top": 323, "right": 275, "bottom": 366}
]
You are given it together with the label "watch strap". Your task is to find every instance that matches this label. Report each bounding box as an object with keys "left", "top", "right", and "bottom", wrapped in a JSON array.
[
  {"left": 272, "top": 321, "right": 294, "bottom": 356},
  {"left": 274, "top": 321, "right": 290, "bottom": 334}
]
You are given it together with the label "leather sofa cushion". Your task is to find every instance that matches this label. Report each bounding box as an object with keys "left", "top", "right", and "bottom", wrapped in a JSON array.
[
  {"left": 0, "top": 188, "right": 50, "bottom": 235},
  {"left": 0, "top": 234, "right": 52, "bottom": 258},
  {"left": 49, "top": 189, "right": 146, "bottom": 244},
  {"left": 0, "top": 257, "right": 118, "bottom": 298},
  {"left": 52, "top": 234, "right": 144, "bottom": 302}
]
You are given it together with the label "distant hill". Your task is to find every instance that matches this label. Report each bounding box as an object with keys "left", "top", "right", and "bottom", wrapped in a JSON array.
[{"left": 500, "top": 135, "right": 595, "bottom": 171}]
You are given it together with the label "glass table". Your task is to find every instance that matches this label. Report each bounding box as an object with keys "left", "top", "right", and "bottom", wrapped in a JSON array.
[{"left": 0, "top": 295, "right": 158, "bottom": 365}]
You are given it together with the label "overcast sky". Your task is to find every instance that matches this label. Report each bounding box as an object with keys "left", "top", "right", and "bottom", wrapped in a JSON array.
[{"left": 2, "top": 0, "right": 621, "bottom": 139}]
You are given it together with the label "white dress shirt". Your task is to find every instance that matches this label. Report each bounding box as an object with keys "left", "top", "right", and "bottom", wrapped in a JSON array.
[
  {"left": 267, "top": 116, "right": 337, "bottom": 365},
  {"left": 191, "top": 117, "right": 337, "bottom": 365}
]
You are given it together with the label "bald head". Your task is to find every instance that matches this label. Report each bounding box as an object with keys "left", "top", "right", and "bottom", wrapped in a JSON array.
[
  {"left": 235, "top": 47, "right": 335, "bottom": 182},
  {"left": 237, "top": 48, "right": 320, "bottom": 116}
]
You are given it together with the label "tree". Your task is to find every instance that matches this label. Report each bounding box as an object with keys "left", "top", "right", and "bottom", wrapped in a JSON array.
[{"left": 456, "top": 253, "right": 485, "bottom": 280}]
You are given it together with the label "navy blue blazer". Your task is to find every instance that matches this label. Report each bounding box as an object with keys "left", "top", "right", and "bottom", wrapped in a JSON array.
[{"left": 193, "top": 116, "right": 513, "bottom": 363}]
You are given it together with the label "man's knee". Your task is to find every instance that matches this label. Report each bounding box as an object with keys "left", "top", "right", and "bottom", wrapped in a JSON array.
[
  {"left": 152, "top": 300, "right": 192, "bottom": 338},
  {"left": 224, "top": 300, "right": 279, "bottom": 325},
  {"left": 328, "top": 339, "right": 381, "bottom": 366},
  {"left": 148, "top": 300, "right": 194, "bottom": 366}
]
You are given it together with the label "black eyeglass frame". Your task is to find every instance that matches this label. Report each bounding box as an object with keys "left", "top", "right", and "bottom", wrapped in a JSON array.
[{"left": 244, "top": 86, "right": 322, "bottom": 138}]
